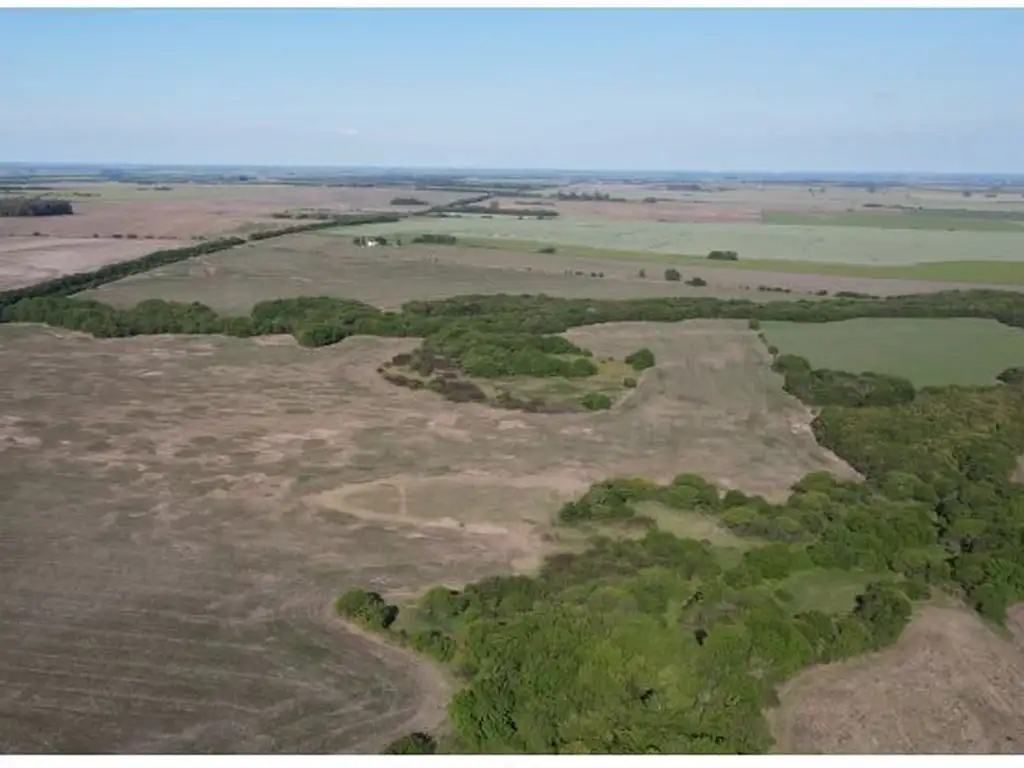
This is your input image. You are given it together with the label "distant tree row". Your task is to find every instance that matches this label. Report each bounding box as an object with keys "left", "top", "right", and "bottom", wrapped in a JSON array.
[{"left": 0, "top": 197, "right": 74, "bottom": 217}]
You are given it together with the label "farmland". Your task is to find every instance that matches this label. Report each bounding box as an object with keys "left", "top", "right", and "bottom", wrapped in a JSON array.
[
  {"left": 81, "top": 233, "right": 1023, "bottom": 316},
  {"left": 79, "top": 236, "right": 798, "bottom": 314},
  {"left": 0, "top": 182, "right": 461, "bottom": 241},
  {"left": 0, "top": 320, "right": 849, "bottom": 752},
  {"left": 5, "top": 170, "right": 1024, "bottom": 755},
  {"left": 0, "top": 236, "right": 157, "bottom": 291},
  {"left": 761, "top": 318, "right": 1024, "bottom": 387},
  {"left": 334, "top": 213, "right": 1024, "bottom": 267}
]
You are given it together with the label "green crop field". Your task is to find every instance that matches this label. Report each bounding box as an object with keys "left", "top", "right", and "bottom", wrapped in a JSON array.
[
  {"left": 761, "top": 317, "right": 1024, "bottom": 387},
  {"left": 763, "top": 210, "right": 1024, "bottom": 233},
  {"left": 330, "top": 214, "right": 1024, "bottom": 268}
]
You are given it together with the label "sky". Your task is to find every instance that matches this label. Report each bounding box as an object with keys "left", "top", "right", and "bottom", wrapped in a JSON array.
[{"left": 2, "top": 8, "right": 1023, "bottom": 173}]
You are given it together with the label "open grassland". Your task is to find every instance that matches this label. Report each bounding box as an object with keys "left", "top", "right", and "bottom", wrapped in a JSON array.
[
  {"left": 768, "top": 606, "right": 1024, "bottom": 754},
  {"left": 763, "top": 210, "right": 1024, "bottom": 233},
  {"left": 0, "top": 183, "right": 460, "bottom": 240},
  {"left": 0, "top": 236, "right": 157, "bottom": 291},
  {"left": 761, "top": 318, "right": 1024, "bottom": 387},
  {"left": 80, "top": 236, "right": 795, "bottom": 314},
  {"left": 0, "top": 320, "right": 851, "bottom": 752},
  {"left": 442, "top": 236, "right": 1024, "bottom": 288},
  {"left": 335, "top": 213, "right": 1024, "bottom": 268}
]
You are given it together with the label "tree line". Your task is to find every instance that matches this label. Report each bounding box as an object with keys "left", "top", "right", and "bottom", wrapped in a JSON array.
[{"left": 0, "top": 197, "right": 74, "bottom": 217}]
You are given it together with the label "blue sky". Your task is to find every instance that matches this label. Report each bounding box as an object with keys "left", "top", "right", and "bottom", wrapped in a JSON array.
[{"left": 2, "top": 8, "right": 1023, "bottom": 172}]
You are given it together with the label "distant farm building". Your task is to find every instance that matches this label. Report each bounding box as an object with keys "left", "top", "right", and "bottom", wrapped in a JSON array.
[{"left": 353, "top": 235, "right": 388, "bottom": 248}]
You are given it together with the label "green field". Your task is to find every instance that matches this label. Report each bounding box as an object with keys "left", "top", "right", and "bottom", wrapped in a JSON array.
[
  {"left": 328, "top": 214, "right": 1024, "bottom": 268},
  {"left": 761, "top": 318, "right": 1024, "bottom": 387},
  {"left": 763, "top": 210, "right": 1024, "bottom": 233}
]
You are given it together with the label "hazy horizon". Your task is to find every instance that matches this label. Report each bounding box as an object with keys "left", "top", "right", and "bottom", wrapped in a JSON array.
[{"left": 3, "top": 8, "right": 1024, "bottom": 174}]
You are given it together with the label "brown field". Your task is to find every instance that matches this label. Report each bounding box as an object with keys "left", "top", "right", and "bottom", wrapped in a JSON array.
[
  {"left": 0, "top": 183, "right": 462, "bottom": 240},
  {"left": 768, "top": 606, "right": 1024, "bottom": 754},
  {"left": 0, "top": 319, "right": 851, "bottom": 752},
  {"left": 0, "top": 237, "right": 159, "bottom": 291},
  {"left": 79, "top": 233, "right": 989, "bottom": 315}
]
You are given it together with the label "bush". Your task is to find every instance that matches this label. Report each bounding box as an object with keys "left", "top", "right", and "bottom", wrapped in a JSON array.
[
  {"left": 685, "top": 276, "right": 708, "bottom": 287},
  {"left": 383, "top": 733, "right": 437, "bottom": 754},
  {"left": 624, "top": 347, "right": 656, "bottom": 372},
  {"left": 664, "top": 268, "right": 681, "bottom": 282},
  {"left": 623, "top": 377, "right": 637, "bottom": 388},
  {"left": 537, "top": 246, "right": 557, "bottom": 254},
  {"left": 334, "top": 589, "right": 398, "bottom": 630},
  {"left": 580, "top": 392, "right": 612, "bottom": 411}
]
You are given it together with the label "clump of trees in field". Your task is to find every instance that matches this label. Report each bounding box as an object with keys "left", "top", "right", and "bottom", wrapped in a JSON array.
[
  {"left": 708, "top": 250, "right": 739, "bottom": 261},
  {"left": 625, "top": 347, "right": 656, "bottom": 372},
  {"left": 413, "top": 233, "right": 458, "bottom": 245},
  {"left": 0, "top": 197, "right": 74, "bottom": 217},
  {"left": 390, "top": 196, "right": 429, "bottom": 206}
]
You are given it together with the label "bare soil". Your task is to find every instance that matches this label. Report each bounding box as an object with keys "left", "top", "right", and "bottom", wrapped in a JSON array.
[
  {"left": 0, "top": 320, "right": 850, "bottom": 752},
  {"left": 768, "top": 606, "right": 1024, "bottom": 754},
  {"left": 0, "top": 237, "right": 158, "bottom": 290}
]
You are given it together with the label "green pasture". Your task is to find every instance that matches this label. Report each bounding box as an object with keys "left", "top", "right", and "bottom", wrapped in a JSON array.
[{"left": 761, "top": 317, "right": 1024, "bottom": 387}]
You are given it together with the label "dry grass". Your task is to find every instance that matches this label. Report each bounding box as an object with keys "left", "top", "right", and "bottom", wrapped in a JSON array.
[
  {"left": 0, "top": 237, "right": 159, "bottom": 290},
  {"left": 768, "top": 606, "right": 1024, "bottom": 754},
  {"left": 0, "top": 319, "right": 850, "bottom": 752}
]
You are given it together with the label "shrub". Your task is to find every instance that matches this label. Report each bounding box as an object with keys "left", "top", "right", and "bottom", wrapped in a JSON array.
[
  {"left": 623, "top": 377, "right": 638, "bottom": 388},
  {"left": 537, "top": 246, "right": 557, "bottom": 254},
  {"left": 383, "top": 733, "right": 437, "bottom": 754},
  {"left": 685, "top": 276, "right": 708, "bottom": 287},
  {"left": 580, "top": 392, "right": 613, "bottom": 411},
  {"left": 624, "top": 347, "right": 656, "bottom": 372},
  {"left": 334, "top": 589, "right": 398, "bottom": 630},
  {"left": 664, "top": 268, "right": 681, "bottom": 282}
]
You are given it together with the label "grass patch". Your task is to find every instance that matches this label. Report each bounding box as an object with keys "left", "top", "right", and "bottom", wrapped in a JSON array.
[
  {"left": 636, "top": 501, "right": 763, "bottom": 568},
  {"left": 761, "top": 318, "right": 1024, "bottom": 387},
  {"left": 776, "top": 568, "right": 892, "bottom": 614}
]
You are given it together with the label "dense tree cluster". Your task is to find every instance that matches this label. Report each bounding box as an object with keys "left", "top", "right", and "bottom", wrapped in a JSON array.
[
  {"left": 707, "top": 250, "right": 739, "bottom": 261},
  {"left": 390, "top": 196, "right": 429, "bottom": 206},
  {"left": 0, "top": 197, "right": 74, "bottom": 216},
  {"left": 771, "top": 353, "right": 917, "bottom": 407},
  {"left": 412, "top": 234, "right": 459, "bottom": 245}
]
